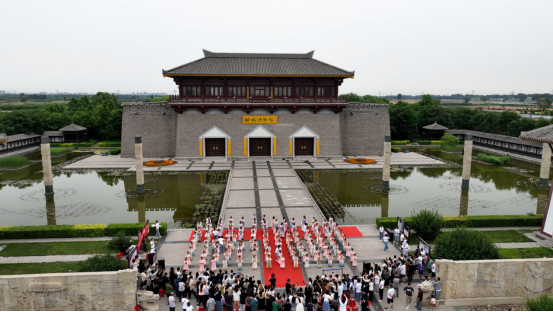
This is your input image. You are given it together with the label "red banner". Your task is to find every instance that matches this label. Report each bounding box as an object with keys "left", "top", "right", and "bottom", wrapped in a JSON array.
[{"left": 136, "top": 220, "right": 150, "bottom": 252}]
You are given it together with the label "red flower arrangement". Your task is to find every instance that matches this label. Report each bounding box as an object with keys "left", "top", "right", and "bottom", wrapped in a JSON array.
[
  {"left": 344, "top": 158, "right": 377, "bottom": 164},
  {"left": 143, "top": 160, "right": 178, "bottom": 167}
]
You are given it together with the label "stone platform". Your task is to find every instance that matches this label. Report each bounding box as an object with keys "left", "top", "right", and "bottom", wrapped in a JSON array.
[{"left": 62, "top": 152, "right": 444, "bottom": 171}]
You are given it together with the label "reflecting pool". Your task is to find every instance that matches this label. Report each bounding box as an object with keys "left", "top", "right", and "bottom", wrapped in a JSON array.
[
  {"left": 304, "top": 149, "right": 550, "bottom": 225},
  {"left": 0, "top": 152, "right": 226, "bottom": 227}
]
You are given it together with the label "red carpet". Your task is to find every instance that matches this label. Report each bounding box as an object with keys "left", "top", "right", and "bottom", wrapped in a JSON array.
[{"left": 188, "top": 226, "right": 362, "bottom": 288}]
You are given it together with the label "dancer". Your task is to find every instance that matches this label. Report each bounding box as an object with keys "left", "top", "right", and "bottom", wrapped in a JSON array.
[
  {"left": 293, "top": 254, "right": 299, "bottom": 269},
  {"left": 252, "top": 253, "right": 258, "bottom": 270},
  {"left": 237, "top": 254, "right": 242, "bottom": 270},
  {"left": 266, "top": 254, "right": 272, "bottom": 269}
]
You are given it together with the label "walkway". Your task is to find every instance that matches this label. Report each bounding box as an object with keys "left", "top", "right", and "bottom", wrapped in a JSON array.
[
  {"left": 62, "top": 152, "right": 444, "bottom": 171},
  {"left": 0, "top": 254, "right": 109, "bottom": 264},
  {"left": 0, "top": 146, "right": 39, "bottom": 159}
]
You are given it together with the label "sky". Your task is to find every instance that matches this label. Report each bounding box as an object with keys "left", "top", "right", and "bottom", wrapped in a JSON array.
[{"left": 1, "top": 0, "right": 552, "bottom": 96}]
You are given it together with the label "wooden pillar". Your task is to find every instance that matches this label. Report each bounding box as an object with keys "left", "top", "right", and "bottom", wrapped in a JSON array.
[
  {"left": 135, "top": 136, "right": 144, "bottom": 194},
  {"left": 540, "top": 143, "right": 551, "bottom": 187},
  {"left": 461, "top": 134, "right": 473, "bottom": 189},
  {"left": 40, "top": 136, "right": 54, "bottom": 195},
  {"left": 382, "top": 135, "right": 391, "bottom": 190}
]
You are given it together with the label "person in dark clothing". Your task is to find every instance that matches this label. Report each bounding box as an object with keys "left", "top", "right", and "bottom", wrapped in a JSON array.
[
  {"left": 361, "top": 297, "right": 370, "bottom": 311},
  {"left": 305, "top": 300, "right": 314, "bottom": 311},
  {"left": 265, "top": 295, "right": 273, "bottom": 311},
  {"left": 283, "top": 299, "right": 292, "bottom": 311},
  {"left": 285, "top": 280, "right": 292, "bottom": 295},
  {"left": 270, "top": 274, "right": 277, "bottom": 289},
  {"left": 224, "top": 291, "right": 234, "bottom": 311}
]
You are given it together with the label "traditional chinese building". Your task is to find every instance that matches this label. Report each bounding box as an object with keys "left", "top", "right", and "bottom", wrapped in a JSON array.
[{"left": 121, "top": 50, "right": 390, "bottom": 159}]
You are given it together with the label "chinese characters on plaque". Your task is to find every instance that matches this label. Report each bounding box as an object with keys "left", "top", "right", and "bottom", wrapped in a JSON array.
[{"left": 242, "top": 116, "right": 278, "bottom": 124}]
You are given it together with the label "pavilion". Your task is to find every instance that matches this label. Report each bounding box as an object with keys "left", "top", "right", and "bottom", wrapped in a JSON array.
[{"left": 422, "top": 122, "right": 448, "bottom": 140}]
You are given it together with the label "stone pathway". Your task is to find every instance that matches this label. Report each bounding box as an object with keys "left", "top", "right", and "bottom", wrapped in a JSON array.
[
  {"left": 0, "top": 254, "right": 110, "bottom": 264},
  {"left": 0, "top": 146, "right": 39, "bottom": 159},
  {"left": 0, "top": 236, "right": 138, "bottom": 244},
  {"left": 496, "top": 242, "right": 541, "bottom": 248}
]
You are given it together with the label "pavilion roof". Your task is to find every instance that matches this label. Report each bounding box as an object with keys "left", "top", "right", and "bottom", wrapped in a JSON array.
[
  {"left": 520, "top": 124, "right": 553, "bottom": 144},
  {"left": 163, "top": 50, "right": 355, "bottom": 78},
  {"left": 59, "top": 123, "right": 86, "bottom": 132},
  {"left": 422, "top": 122, "right": 448, "bottom": 130}
]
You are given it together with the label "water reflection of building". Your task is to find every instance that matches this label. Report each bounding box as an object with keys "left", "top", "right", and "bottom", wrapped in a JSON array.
[
  {"left": 122, "top": 174, "right": 206, "bottom": 223},
  {"left": 46, "top": 195, "right": 56, "bottom": 225},
  {"left": 537, "top": 193, "right": 547, "bottom": 215}
]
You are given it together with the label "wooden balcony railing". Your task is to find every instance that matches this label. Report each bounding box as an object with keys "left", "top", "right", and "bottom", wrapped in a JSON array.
[{"left": 167, "top": 95, "right": 348, "bottom": 104}]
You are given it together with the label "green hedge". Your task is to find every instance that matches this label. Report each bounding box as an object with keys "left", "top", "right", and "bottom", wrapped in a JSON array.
[
  {"left": 98, "top": 141, "right": 121, "bottom": 147},
  {"left": 105, "top": 222, "right": 167, "bottom": 236},
  {"left": 391, "top": 146, "right": 401, "bottom": 153},
  {"left": 476, "top": 153, "right": 509, "bottom": 165},
  {"left": 391, "top": 140, "right": 410, "bottom": 145},
  {"left": 110, "top": 148, "right": 121, "bottom": 155},
  {"left": 50, "top": 143, "right": 61, "bottom": 147},
  {"left": 0, "top": 224, "right": 106, "bottom": 240},
  {"left": 49, "top": 143, "right": 94, "bottom": 148},
  {"left": 73, "top": 143, "right": 94, "bottom": 148},
  {"left": 376, "top": 214, "right": 544, "bottom": 230}
]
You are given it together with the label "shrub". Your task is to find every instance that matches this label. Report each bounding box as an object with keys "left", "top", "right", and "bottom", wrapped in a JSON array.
[
  {"left": 433, "top": 227, "right": 499, "bottom": 260},
  {"left": 525, "top": 294, "right": 553, "bottom": 311},
  {"left": 476, "top": 153, "right": 509, "bottom": 165},
  {"left": 79, "top": 254, "right": 127, "bottom": 272},
  {"left": 430, "top": 140, "right": 441, "bottom": 145},
  {"left": 0, "top": 224, "right": 106, "bottom": 239},
  {"left": 410, "top": 209, "right": 443, "bottom": 240},
  {"left": 0, "top": 156, "right": 28, "bottom": 168},
  {"left": 60, "top": 143, "right": 74, "bottom": 147},
  {"left": 440, "top": 133, "right": 459, "bottom": 146},
  {"left": 391, "top": 140, "right": 410, "bottom": 145},
  {"left": 110, "top": 148, "right": 121, "bottom": 155},
  {"left": 418, "top": 141, "right": 435, "bottom": 145},
  {"left": 391, "top": 147, "right": 401, "bottom": 153},
  {"left": 441, "top": 145, "right": 463, "bottom": 152},
  {"left": 106, "top": 230, "right": 133, "bottom": 251},
  {"left": 50, "top": 147, "right": 66, "bottom": 155},
  {"left": 73, "top": 143, "right": 94, "bottom": 148},
  {"left": 105, "top": 222, "right": 167, "bottom": 236},
  {"left": 376, "top": 214, "right": 543, "bottom": 229},
  {"left": 98, "top": 141, "right": 121, "bottom": 147},
  {"left": 50, "top": 143, "right": 61, "bottom": 147}
]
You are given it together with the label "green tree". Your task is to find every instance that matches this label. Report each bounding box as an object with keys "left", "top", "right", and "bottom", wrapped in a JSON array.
[
  {"left": 79, "top": 254, "right": 127, "bottom": 272},
  {"left": 481, "top": 96, "right": 489, "bottom": 102},
  {"left": 536, "top": 118, "right": 551, "bottom": 129},
  {"left": 418, "top": 94, "right": 440, "bottom": 107},
  {"left": 397, "top": 94, "right": 402, "bottom": 100},
  {"left": 537, "top": 98, "right": 550, "bottom": 111},
  {"left": 345, "top": 93, "right": 362, "bottom": 102},
  {"left": 43, "top": 103, "right": 66, "bottom": 113},
  {"left": 389, "top": 101, "right": 418, "bottom": 139},
  {"left": 91, "top": 92, "right": 120, "bottom": 110},
  {"left": 497, "top": 111, "right": 520, "bottom": 134},
  {"left": 463, "top": 97, "right": 470, "bottom": 103},
  {"left": 361, "top": 95, "right": 389, "bottom": 104}
]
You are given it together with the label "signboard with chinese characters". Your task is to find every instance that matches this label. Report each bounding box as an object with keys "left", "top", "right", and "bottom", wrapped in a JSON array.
[{"left": 242, "top": 116, "right": 277, "bottom": 124}]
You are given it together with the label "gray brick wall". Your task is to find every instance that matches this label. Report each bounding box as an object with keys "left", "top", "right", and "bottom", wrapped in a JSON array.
[
  {"left": 175, "top": 113, "right": 342, "bottom": 158},
  {"left": 121, "top": 102, "right": 389, "bottom": 158},
  {"left": 121, "top": 103, "right": 177, "bottom": 158},
  {"left": 341, "top": 103, "right": 390, "bottom": 156}
]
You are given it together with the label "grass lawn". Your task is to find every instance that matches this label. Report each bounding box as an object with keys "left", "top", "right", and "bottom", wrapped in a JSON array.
[
  {"left": 407, "top": 230, "right": 533, "bottom": 246},
  {"left": 499, "top": 248, "right": 553, "bottom": 259},
  {"left": 0, "top": 240, "right": 141, "bottom": 257},
  {"left": 0, "top": 262, "right": 83, "bottom": 275},
  {"left": 481, "top": 230, "right": 534, "bottom": 243}
]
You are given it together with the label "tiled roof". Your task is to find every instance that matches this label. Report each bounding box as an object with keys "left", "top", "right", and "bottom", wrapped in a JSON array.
[
  {"left": 422, "top": 122, "right": 448, "bottom": 130},
  {"left": 59, "top": 123, "right": 86, "bottom": 131},
  {"left": 7, "top": 133, "right": 40, "bottom": 142},
  {"left": 163, "top": 50, "right": 354, "bottom": 77},
  {"left": 43, "top": 131, "right": 64, "bottom": 136},
  {"left": 520, "top": 124, "right": 553, "bottom": 144},
  {"left": 446, "top": 129, "right": 542, "bottom": 147}
]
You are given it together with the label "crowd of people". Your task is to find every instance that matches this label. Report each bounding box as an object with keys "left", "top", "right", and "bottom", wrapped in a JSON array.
[
  {"left": 133, "top": 216, "right": 442, "bottom": 311},
  {"left": 186, "top": 215, "right": 359, "bottom": 272}
]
